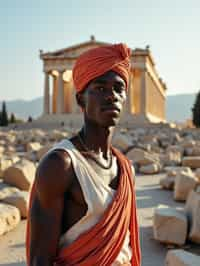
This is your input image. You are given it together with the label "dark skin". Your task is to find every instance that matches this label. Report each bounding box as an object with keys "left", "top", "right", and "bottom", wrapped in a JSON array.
[{"left": 30, "top": 70, "right": 127, "bottom": 265}]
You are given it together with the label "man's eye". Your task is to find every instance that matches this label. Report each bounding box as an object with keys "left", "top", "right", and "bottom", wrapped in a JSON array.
[
  {"left": 97, "top": 87, "right": 105, "bottom": 92},
  {"left": 115, "top": 86, "right": 124, "bottom": 93}
]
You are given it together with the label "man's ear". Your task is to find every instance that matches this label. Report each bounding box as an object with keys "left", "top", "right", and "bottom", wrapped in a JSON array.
[{"left": 76, "top": 92, "right": 85, "bottom": 109}]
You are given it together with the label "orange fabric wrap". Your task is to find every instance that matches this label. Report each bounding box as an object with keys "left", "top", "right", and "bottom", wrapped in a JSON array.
[
  {"left": 26, "top": 148, "right": 141, "bottom": 266},
  {"left": 72, "top": 43, "right": 131, "bottom": 92}
]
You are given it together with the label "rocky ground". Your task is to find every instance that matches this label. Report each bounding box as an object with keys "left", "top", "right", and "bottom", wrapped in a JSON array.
[
  {"left": 1, "top": 124, "right": 200, "bottom": 265},
  {"left": 0, "top": 173, "right": 199, "bottom": 266},
  {"left": 0, "top": 174, "right": 182, "bottom": 266}
]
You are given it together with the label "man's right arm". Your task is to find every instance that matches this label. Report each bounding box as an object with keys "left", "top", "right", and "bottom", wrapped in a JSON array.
[{"left": 29, "top": 150, "right": 72, "bottom": 266}]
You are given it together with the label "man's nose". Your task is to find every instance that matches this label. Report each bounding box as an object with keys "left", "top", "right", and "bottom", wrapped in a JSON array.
[{"left": 105, "top": 88, "right": 118, "bottom": 101}]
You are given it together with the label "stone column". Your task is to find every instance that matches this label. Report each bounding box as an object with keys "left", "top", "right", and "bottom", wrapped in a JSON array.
[
  {"left": 52, "top": 74, "right": 58, "bottom": 114},
  {"left": 43, "top": 71, "right": 50, "bottom": 114},
  {"left": 140, "top": 70, "right": 147, "bottom": 115},
  {"left": 57, "top": 70, "right": 64, "bottom": 114}
]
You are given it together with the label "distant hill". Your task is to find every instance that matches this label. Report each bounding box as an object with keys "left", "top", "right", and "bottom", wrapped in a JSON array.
[
  {"left": 0, "top": 93, "right": 197, "bottom": 122},
  {"left": 0, "top": 97, "right": 43, "bottom": 121}
]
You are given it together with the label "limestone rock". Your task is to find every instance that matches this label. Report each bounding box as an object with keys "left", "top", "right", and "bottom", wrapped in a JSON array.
[
  {"left": 0, "top": 180, "right": 20, "bottom": 200},
  {"left": 2, "top": 190, "right": 29, "bottom": 218},
  {"left": 195, "top": 168, "right": 200, "bottom": 182},
  {"left": 36, "top": 144, "right": 52, "bottom": 161},
  {"left": 185, "top": 190, "right": 200, "bottom": 243},
  {"left": 153, "top": 205, "right": 187, "bottom": 246},
  {"left": 112, "top": 133, "right": 132, "bottom": 151},
  {"left": 126, "top": 148, "right": 159, "bottom": 166},
  {"left": 164, "top": 166, "right": 192, "bottom": 175},
  {"left": 160, "top": 176, "right": 174, "bottom": 190},
  {"left": 160, "top": 151, "right": 182, "bottom": 166},
  {"left": 0, "top": 146, "right": 5, "bottom": 154},
  {"left": 3, "top": 159, "right": 36, "bottom": 191},
  {"left": 140, "top": 163, "right": 160, "bottom": 174},
  {"left": 196, "top": 186, "right": 200, "bottom": 193},
  {"left": 26, "top": 142, "right": 42, "bottom": 152},
  {"left": 182, "top": 156, "right": 200, "bottom": 169},
  {"left": 165, "top": 249, "right": 200, "bottom": 266},
  {"left": 0, "top": 157, "right": 12, "bottom": 178},
  {"left": 181, "top": 139, "right": 196, "bottom": 149},
  {"left": 0, "top": 203, "right": 20, "bottom": 236},
  {"left": 174, "top": 171, "right": 198, "bottom": 201}
]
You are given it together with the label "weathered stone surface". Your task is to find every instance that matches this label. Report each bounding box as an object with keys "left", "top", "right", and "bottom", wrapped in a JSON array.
[
  {"left": 0, "top": 157, "right": 12, "bottom": 178},
  {"left": 153, "top": 205, "right": 187, "bottom": 245},
  {"left": 3, "top": 159, "right": 36, "bottom": 191},
  {"left": 0, "top": 180, "right": 19, "bottom": 200},
  {"left": 160, "top": 151, "right": 182, "bottom": 166},
  {"left": 182, "top": 156, "right": 200, "bottom": 169},
  {"left": 0, "top": 203, "right": 20, "bottom": 236},
  {"left": 164, "top": 166, "right": 192, "bottom": 174},
  {"left": 160, "top": 176, "right": 174, "bottom": 190},
  {"left": 174, "top": 171, "right": 198, "bottom": 201},
  {"left": 0, "top": 146, "right": 5, "bottom": 154},
  {"left": 9, "top": 155, "right": 20, "bottom": 164},
  {"left": 195, "top": 168, "right": 200, "bottom": 182},
  {"left": 185, "top": 190, "right": 200, "bottom": 243},
  {"left": 140, "top": 163, "right": 160, "bottom": 174},
  {"left": 36, "top": 144, "right": 52, "bottom": 161},
  {"left": 165, "top": 249, "right": 200, "bottom": 266},
  {"left": 196, "top": 186, "right": 200, "bottom": 193},
  {"left": 48, "top": 130, "right": 68, "bottom": 141},
  {"left": 2, "top": 190, "right": 29, "bottom": 218},
  {"left": 112, "top": 133, "right": 132, "bottom": 151},
  {"left": 126, "top": 148, "right": 159, "bottom": 166},
  {"left": 181, "top": 139, "right": 196, "bottom": 149},
  {"left": 185, "top": 146, "right": 200, "bottom": 156},
  {"left": 26, "top": 142, "right": 42, "bottom": 152}
]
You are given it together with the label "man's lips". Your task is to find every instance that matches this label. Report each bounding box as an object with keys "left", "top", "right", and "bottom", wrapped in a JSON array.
[{"left": 101, "top": 104, "right": 121, "bottom": 113}]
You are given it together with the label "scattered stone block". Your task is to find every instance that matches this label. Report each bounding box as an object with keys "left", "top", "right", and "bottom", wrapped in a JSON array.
[
  {"left": 26, "top": 142, "right": 42, "bottom": 153},
  {"left": 140, "top": 163, "right": 160, "bottom": 174},
  {"left": 196, "top": 186, "right": 200, "bottom": 194},
  {"left": 0, "top": 146, "right": 5, "bottom": 154},
  {"left": 127, "top": 148, "right": 159, "bottom": 166},
  {"left": 153, "top": 205, "right": 187, "bottom": 246},
  {"left": 0, "top": 203, "right": 20, "bottom": 236},
  {"left": 160, "top": 176, "right": 174, "bottom": 190},
  {"left": 36, "top": 144, "right": 52, "bottom": 161},
  {"left": 3, "top": 159, "right": 36, "bottom": 191},
  {"left": 185, "top": 190, "right": 200, "bottom": 243},
  {"left": 165, "top": 249, "right": 200, "bottom": 266},
  {"left": 195, "top": 168, "right": 200, "bottom": 182},
  {"left": 2, "top": 190, "right": 29, "bottom": 218},
  {"left": 0, "top": 180, "right": 20, "bottom": 200},
  {"left": 182, "top": 156, "right": 200, "bottom": 169},
  {"left": 112, "top": 133, "right": 132, "bottom": 151},
  {"left": 174, "top": 171, "right": 197, "bottom": 201},
  {"left": 0, "top": 157, "right": 12, "bottom": 178},
  {"left": 164, "top": 166, "right": 192, "bottom": 175}
]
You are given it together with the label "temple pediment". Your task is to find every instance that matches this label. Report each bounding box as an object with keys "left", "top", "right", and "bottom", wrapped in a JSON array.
[{"left": 40, "top": 36, "right": 109, "bottom": 59}]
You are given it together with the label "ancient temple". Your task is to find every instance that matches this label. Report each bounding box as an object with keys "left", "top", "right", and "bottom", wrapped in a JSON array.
[{"left": 39, "top": 36, "right": 167, "bottom": 124}]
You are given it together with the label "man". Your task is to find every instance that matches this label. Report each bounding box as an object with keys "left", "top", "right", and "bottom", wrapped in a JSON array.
[{"left": 26, "top": 43, "right": 141, "bottom": 266}]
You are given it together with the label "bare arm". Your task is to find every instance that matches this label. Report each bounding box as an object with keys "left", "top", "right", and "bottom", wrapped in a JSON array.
[{"left": 29, "top": 150, "right": 72, "bottom": 266}]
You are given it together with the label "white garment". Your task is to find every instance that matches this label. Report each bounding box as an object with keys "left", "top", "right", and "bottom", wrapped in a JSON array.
[{"left": 49, "top": 139, "right": 132, "bottom": 265}]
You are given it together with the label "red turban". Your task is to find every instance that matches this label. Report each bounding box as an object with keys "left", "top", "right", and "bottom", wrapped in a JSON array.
[{"left": 73, "top": 43, "right": 131, "bottom": 92}]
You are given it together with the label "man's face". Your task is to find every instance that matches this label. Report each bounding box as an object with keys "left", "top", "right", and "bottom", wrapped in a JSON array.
[{"left": 77, "top": 70, "right": 127, "bottom": 127}]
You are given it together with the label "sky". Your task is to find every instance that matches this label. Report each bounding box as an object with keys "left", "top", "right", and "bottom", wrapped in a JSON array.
[{"left": 0, "top": 0, "right": 200, "bottom": 101}]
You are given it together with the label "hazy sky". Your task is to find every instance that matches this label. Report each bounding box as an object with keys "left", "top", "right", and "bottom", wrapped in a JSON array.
[{"left": 0, "top": 0, "right": 200, "bottom": 101}]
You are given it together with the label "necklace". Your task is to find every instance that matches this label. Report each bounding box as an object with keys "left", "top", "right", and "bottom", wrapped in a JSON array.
[{"left": 77, "top": 131, "right": 113, "bottom": 170}]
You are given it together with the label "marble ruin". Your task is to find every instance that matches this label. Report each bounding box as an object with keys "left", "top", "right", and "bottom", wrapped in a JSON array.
[{"left": 39, "top": 36, "right": 167, "bottom": 124}]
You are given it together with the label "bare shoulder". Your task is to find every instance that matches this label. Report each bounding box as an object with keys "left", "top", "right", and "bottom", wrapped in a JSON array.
[{"left": 35, "top": 149, "right": 73, "bottom": 205}]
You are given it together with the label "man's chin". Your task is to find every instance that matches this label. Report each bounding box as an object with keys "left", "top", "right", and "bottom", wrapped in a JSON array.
[{"left": 101, "top": 117, "right": 120, "bottom": 127}]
